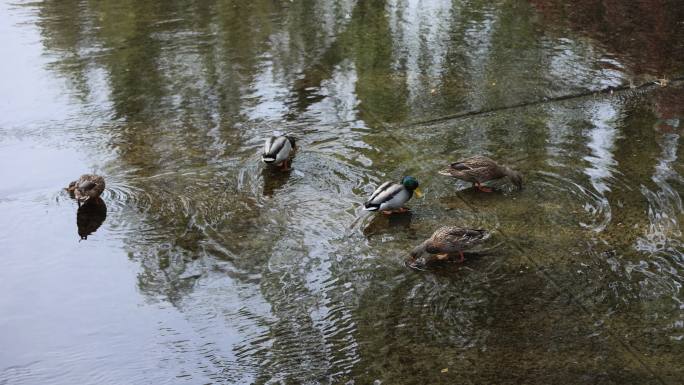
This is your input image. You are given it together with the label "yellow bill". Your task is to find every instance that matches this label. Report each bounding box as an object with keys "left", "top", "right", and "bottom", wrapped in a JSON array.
[{"left": 414, "top": 187, "right": 423, "bottom": 198}]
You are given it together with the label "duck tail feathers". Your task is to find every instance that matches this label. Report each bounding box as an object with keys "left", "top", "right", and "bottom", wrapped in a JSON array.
[{"left": 363, "top": 202, "right": 379, "bottom": 211}]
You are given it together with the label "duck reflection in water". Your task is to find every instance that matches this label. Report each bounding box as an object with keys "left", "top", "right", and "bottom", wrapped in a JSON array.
[
  {"left": 76, "top": 197, "right": 107, "bottom": 240},
  {"left": 362, "top": 210, "right": 413, "bottom": 238},
  {"left": 261, "top": 166, "right": 293, "bottom": 197}
]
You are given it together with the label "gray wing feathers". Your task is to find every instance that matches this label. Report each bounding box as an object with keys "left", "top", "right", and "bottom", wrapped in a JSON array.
[
  {"left": 263, "top": 136, "right": 292, "bottom": 163},
  {"left": 263, "top": 136, "right": 286, "bottom": 157},
  {"left": 263, "top": 137, "right": 275, "bottom": 155},
  {"left": 368, "top": 183, "right": 403, "bottom": 205},
  {"left": 368, "top": 181, "right": 393, "bottom": 202},
  {"left": 378, "top": 187, "right": 410, "bottom": 210}
]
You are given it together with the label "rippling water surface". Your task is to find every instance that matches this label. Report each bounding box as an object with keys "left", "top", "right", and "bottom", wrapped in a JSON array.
[{"left": 1, "top": 0, "right": 683, "bottom": 384}]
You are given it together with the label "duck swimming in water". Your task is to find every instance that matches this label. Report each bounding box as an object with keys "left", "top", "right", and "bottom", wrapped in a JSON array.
[
  {"left": 409, "top": 226, "right": 489, "bottom": 263},
  {"left": 439, "top": 155, "right": 522, "bottom": 192},
  {"left": 262, "top": 135, "right": 297, "bottom": 171},
  {"left": 67, "top": 174, "right": 106, "bottom": 207},
  {"left": 364, "top": 176, "right": 422, "bottom": 214}
]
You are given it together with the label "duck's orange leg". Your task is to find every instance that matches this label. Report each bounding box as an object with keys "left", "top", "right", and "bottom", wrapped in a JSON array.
[
  {"left": 381, "top": 207, "right": 409, "bottom": 215},
  {"left": 475, "top": 182, "right": 493, "bottom": 193},
  {"left": 280, "top": 159, "right": 291, "bottom": 171}
]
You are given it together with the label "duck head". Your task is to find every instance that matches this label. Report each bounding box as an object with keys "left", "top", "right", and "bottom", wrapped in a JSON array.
[
  {"left": 401, "top": 176, "right": 422, "bottom": 197},
  {"left": 77, "top": 181, "right": 97, "bottom": 202},
  {"left": 503, "top": 168, "right": 523, "bottom": 190}
]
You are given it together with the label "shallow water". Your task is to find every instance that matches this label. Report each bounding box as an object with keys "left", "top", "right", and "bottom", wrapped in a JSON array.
[{"left": 1, "top": 0, "right": 683, "bottom": 384}]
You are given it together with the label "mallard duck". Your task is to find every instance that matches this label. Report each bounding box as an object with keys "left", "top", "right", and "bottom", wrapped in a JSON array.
[
  {"left": 439, "top": 155, "right": 522, "bottom": 192},
  {"left": 363, "top": 176, "right": 422, "bottom": 214},
  {"left": 67, "top": 174, "right": 105, "bottom": 207},
  {"left": 409, "top": 226, "right": 488, "bottom": 263},
  {"left": 262, "top": 135, "right": 297, "bottom": 170}
]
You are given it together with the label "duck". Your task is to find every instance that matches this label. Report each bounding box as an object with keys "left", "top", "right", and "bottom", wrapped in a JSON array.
[
  {"left": 262, "top": 135, "right": 297, "bottom": 170},
  {"left": 364, "top": 176, "right": 422, "bottom": 214},
  {"left": 409, "top": 226, "right": 488, "bottom": 263},
  {"left": 66, "top": 174, "right": 106, "bottom": 207},
  {"left": 439, "top": 155, "right": 522, "bottom": 192}
]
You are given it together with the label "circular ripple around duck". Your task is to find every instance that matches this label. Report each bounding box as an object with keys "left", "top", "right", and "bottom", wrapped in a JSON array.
[{"left": 537, "top": 170, "right": 612, "bottom": 232}]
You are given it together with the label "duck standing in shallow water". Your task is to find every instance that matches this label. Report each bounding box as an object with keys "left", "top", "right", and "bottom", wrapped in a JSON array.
[
  {"left": 262, "top": 135, "right": 297, "bottom": 171},
  {"left": 67, "top": 174, "right": 105, "bottom": 207},
  {"left": 439, "top": 155, "right": 522, "bottom": 192},
  {"left": 364, "top": 176, "right": 422, "bottom": 214},
  {"left": 409, "top": 226, "right": 488, "bottom": 264}
]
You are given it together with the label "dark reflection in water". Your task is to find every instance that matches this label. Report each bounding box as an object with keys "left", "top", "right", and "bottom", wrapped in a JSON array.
[
  {"left": 362, "top": 211, "right": 414, "bottom": 238},
  {"left": 261, "top": 166, "right": 294, "bottom": 197},
  {"left": 530, "top": 0, "right": 684, "bottom": 78},
  {"left": 1, "top": 0, "right": 684, "bottom": 384},
  {"left": 76, "top": 198, "right": 107, "bottom": 240}
]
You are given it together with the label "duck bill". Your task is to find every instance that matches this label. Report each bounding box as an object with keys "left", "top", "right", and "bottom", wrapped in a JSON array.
[{"left": 414, "top": 188, "right": 423, "bottom": 198}]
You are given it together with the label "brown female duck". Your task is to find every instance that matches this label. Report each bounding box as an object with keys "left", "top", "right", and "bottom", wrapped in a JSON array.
[
  {"left": 67, "top": 174, "right": 105, "bottom": 207},
  {"left": 409, "top": 226, "right": 488, "bottom": 263},
  {"left": 439, "top": 155, "right": 522, "bottom": 192}
]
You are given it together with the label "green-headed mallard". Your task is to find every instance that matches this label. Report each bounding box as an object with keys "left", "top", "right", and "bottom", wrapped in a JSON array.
[
  {"left": 364, "top": 176, "right": 422, "bottom": 214},
  {"left": 67, "top": 174, "right": 106, "bottom": 207},
  {"left": 410, "top": 226, "right": 488, "bottom": 263},
  {"left": 439, "top": 155, "right": 522, "bottom": 192},
  {"left": 262, "top": 135, "right": 297, "bottom": 170}
]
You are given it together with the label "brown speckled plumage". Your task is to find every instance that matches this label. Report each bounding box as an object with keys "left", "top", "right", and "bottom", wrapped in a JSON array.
[
  {"left": 439, "top": 155, "right": 522, "bottom": 189},
  {"left": 410, "top": 226, "right": 488, "bottom": 261},
  {"left": 67, "top": 174, "right": 106, "bottom": 205}
]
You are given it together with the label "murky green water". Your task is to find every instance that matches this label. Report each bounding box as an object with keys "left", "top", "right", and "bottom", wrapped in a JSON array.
[{"left": 1, "top": 0, "right": 683, "bottom": 383}]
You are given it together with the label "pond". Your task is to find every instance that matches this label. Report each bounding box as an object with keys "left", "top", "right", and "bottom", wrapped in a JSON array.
[{"left": 1, "top": 0, "right": 683, "bottom": 384}]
